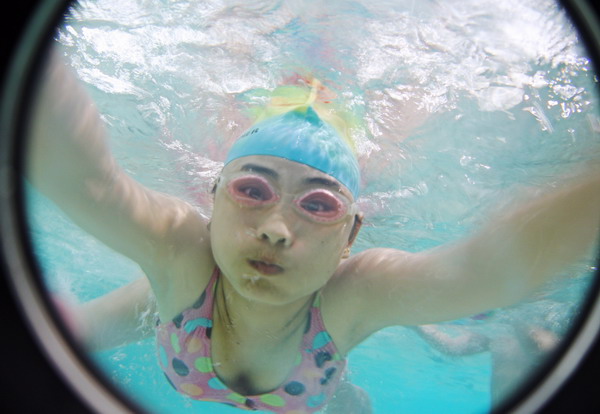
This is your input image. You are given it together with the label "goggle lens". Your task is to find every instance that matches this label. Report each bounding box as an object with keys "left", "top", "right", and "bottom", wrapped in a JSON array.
[
  {"left": 226, "top": 175, "right": 278, "bottom": 206},
  {"left": 295, "top": 189, "right": 347, "bottom": 222}
]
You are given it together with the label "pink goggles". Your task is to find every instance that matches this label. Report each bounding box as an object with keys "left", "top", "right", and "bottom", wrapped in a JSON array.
[{"left": 223, "top": 173, "right": 356, "bottom": 224}]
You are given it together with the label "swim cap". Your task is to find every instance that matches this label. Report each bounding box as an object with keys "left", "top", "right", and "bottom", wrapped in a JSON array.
[{"left": 225, "top": 107, "right": 361, "bottom": 199}]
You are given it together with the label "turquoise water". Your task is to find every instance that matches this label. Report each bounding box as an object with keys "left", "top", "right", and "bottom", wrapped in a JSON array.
[{"left": 26, "top": 0, "right": 600, "bottom": 413}]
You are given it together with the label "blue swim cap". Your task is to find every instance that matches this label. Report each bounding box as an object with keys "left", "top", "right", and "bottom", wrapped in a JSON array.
[{"left": 225, "top": 107, "right": 360, "bottom": 199}]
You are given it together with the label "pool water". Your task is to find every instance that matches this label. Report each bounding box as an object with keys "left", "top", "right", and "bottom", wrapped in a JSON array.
[{"left": 26, "top": 0, "right": 600, "bottom": 413}]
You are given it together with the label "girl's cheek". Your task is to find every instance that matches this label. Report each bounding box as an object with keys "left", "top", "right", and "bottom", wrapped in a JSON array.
[{"left": 243, "top": 228, "right": 257, "bottom": 238}]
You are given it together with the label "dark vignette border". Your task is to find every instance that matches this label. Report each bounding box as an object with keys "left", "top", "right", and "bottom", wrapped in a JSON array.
[
  {"left": 0, "top": 1, "right": 598, "bottom": 414},
  {"left": 1, "top": 0, "right": 142, "bottom": 413}
]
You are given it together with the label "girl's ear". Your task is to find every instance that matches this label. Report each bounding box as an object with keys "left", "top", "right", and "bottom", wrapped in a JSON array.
[
  {"left": 211, "top": 177, "right": 221, "bottom": 195},
  {"left": 347, "top": 212, "right": 363, "bottom": 247},
  {"left": 342, "top": 214, "right": 363, "bottom": 259}
]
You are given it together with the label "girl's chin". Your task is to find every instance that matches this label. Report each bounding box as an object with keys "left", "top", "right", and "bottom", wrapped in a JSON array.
[{"left": 230, "top": 275, "right": 310, "bottom": 306}]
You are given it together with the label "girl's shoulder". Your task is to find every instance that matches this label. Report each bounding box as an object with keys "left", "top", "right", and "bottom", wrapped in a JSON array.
[
  {"left": 144, "top": 227, "right": 216, "bottom": 322},
  {"left": 319, "top": 251, "right": 384, "bottom": 354},
  {"left": 320, "top": 248, "right": 420, "bottom": 353}
]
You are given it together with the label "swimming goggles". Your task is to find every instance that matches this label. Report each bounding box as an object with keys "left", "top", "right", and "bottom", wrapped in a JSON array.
[{"left": 221, "top": 173, "right": 357, "bottom": 224}]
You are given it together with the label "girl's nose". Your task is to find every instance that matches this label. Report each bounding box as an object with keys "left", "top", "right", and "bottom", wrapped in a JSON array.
[{"left": 256, "top": 213, "right": 293, "bottom": 247}]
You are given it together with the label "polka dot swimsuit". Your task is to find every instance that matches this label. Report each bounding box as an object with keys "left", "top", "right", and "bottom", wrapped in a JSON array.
[{"left": 156, "top": 268, "right": 346, "bottom": 413}]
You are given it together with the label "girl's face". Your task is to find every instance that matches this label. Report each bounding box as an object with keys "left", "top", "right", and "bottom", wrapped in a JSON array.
[{"left": 210, "top": 155, "right": 359, "bottom": 306}]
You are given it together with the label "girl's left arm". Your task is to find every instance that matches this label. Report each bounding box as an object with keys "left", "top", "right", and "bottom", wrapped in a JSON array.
[
  {"left": 337, "top": 172, "right": 600, "bottom": 331},
  {"left": 410, "top": 325, "right": 490, "bottom": 356}
]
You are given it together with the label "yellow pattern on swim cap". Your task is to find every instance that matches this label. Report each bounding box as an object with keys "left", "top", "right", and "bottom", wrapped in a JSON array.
[{"left": 247, "top": 77, "right": 359, "bottom": 154}]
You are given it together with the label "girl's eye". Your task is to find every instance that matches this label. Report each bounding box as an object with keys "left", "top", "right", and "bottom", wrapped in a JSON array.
[
  {"left": 228, "top": 176, "right": 275, "bottom": 205},
  {"left": 238, "top": 184, "right": 266, "bottom": 200},
  {"left": 298, "top": 192, "right": 345, "bottom": 219}
]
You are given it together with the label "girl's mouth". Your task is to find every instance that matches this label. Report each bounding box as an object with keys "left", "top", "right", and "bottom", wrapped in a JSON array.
[{"left": 248, "top": 259, "right": 284, "bottom": 275}]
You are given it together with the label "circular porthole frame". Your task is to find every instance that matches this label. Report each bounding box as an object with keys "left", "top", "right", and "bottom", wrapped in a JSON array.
[
  {"left": 0, "top": 1, "right": 140, "bottom": 413},
  {"left": 0, "top": 1, "right": 599, "bottom": 413}
]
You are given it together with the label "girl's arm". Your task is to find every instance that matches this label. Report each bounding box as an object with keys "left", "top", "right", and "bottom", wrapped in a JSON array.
[
  {"left": 26, "top": 48, "right": 210, "bottom": 272},
  {"left": 411, "top": 325, "right": 489, "bottom": 356},
  {"left": 55, "top": 278, "right": 156, "bottom": 351},
  {"left": 336, "top": 172, "right": 600, "bottom": 332}
]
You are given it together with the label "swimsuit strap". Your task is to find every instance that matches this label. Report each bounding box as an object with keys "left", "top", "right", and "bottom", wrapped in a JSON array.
[
  {"left": 197, "top": 267, "right": 219, "bottom": 319},
  {"left": 311, "top": 290, "right": 323, "bottom": 308}
]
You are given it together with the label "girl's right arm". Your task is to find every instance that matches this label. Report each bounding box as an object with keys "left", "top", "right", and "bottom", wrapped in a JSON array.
[
  {"left": 77, "top": 277, "right": 157, "bottom": 351},
  {"left": 53, "top": 277, "right": 156, "bottom": 351},
  {"left": 26, "top": 48, "right": 211, "bottom": 272}
]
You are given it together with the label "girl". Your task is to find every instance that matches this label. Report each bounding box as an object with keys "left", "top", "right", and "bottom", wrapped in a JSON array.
[{"left": 29, "top": 49, "right": 600, "bottom": 414}]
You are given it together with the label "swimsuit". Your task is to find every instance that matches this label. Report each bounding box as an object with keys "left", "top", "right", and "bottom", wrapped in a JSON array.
[{"left": 156, "top": 268, "right": 347, "bottom": 413}]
